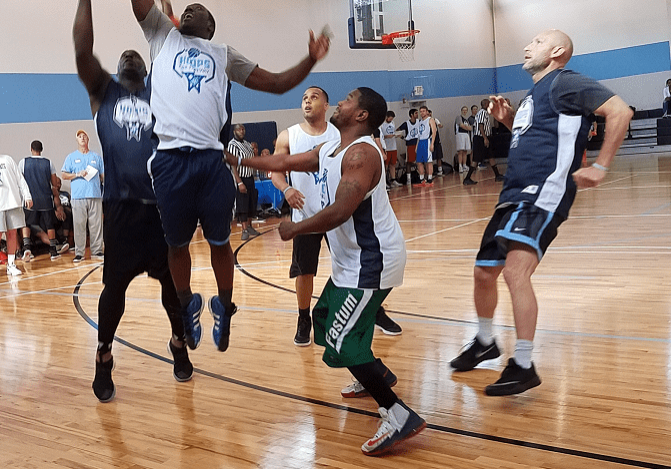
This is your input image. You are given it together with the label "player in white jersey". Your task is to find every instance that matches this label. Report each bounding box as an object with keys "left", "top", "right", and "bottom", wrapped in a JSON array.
[
  {"left": 414, "top": 105, "right": 437, "bottom": 186},
  {"left": 271, "top": 87, "right": 340, "bottom": 345},
  {"left": 131, "top": 0, "right": 330, "bottom": 353},
  {"left": 238, "top": 87, "right": 425, "bottom": 457}
]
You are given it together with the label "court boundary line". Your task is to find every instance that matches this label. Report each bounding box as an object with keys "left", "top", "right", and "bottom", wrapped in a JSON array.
[{"left": 72, "top": 264, "right": 670, "bottom": 469}]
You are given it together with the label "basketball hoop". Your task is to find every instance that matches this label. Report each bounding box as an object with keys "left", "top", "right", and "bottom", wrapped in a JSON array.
[{"left": 382, "top": 30, "right": 419, "bottom": 62}]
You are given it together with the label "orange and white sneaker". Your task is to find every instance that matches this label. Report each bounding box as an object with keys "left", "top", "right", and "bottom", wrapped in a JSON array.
[{"left": 361, "top": 400, "right": 426, "bottom": 456}]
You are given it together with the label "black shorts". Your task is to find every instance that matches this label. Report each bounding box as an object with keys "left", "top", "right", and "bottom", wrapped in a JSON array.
[
  {"left": 289, "top": 232, "right": 326, "bottom": 278},
  {"left": 472, "top": 135, "right": 492, "bottom": 163},
  {"left": 25, "top": 209, "right": 56, "bottom": 231},
  {"left": 475, "top": 202, "right": 565, "bottom": 266},
  {"left": 236, "top": 176, "right": 256, "bottom": 222},
  {"left": 102, "top": 200, "right": 171, "bottom": 285}
]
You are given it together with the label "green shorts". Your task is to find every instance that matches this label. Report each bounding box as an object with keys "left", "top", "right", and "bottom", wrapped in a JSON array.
[{"left": 313, "top": 278, "right": 391, "bottom": 368}]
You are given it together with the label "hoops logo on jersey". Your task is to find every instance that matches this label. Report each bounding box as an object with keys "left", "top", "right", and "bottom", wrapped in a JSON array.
[
  {"left": 113, "top": 96, "right": 152, "bottom": 142},
  {"left": 173, "top": 48, "right": 216, "bottom": 93}
]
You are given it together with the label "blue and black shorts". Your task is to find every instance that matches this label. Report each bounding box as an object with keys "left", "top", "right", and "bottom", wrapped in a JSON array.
[
  {"left": 475, "top": 202, "right": 565, "bottom": 267},
  {"left": 148, "top": 147, "right": 236, "bottom": 247}
]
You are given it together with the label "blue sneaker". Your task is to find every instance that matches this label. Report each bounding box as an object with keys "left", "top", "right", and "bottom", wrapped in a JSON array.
[
  {"left": 209, "top": 296, "right": 237, "bottom": 352},
  {"left": 182, "top": 293, "right": 204, "bottom": 350}
]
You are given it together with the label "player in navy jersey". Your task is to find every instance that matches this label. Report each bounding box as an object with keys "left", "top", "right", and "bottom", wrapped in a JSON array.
[
  {"left": 451, "top": 29, "right": 633, "bottom": 396},
  {"left": 74, "top": 0, "right": 192, "bottom": 403}
]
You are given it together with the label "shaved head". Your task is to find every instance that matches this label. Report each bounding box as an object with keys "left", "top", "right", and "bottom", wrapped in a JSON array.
[
  {"left": 523, "top": 29, "right": 574, "bottom": 81},
  {"left": 544, "top": 29, "right": 573, "bottom": 65}
]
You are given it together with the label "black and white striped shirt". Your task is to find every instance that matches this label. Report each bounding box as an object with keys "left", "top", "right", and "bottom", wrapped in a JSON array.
[
  {"left": 227, "top": 138, "right": 254, "bottom": 178},
  {"left": 473, "top": 109, "right": 492, "bottom": 137}
]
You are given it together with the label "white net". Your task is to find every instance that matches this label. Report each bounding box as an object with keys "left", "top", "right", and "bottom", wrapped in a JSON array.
[{"left": 392, "top": 33, "right": 416, "bottom": 62}]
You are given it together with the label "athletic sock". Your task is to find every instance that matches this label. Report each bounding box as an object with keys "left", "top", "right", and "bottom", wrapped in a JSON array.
[
  {"left": 475, "top": 317, "right": 494, "bottom": 345},
  {"left": 348, "top": 361, "right": 397, "bottom": 409},
  {"left": 465, "top": 166, "right": 476, "bottom": 181},
  {"left": 514, "top": 339, "right": 534, "bottom": 369},
  {"left": 419, "top": 174, "right": 424, "bottom": 181},
  {"left": 23, "top": 238, "right": 32, "bottom": 250},
  {"left": 492, "top": 164, "right": 501, "bottom": 177},
  {"left": 8, "top": 254, "right": 15, "bottom": 265},
  {"left": 217, "top": 288, "right": 233, "bottom": 309},
  {"left": 298, "top": 307, "right": 310, "bottom": 319},
  {"left": 176, "top": 288, "right": 193, "bottom": 309}
]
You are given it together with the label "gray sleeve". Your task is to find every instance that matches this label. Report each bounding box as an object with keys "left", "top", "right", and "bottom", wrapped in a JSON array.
[
  {"left": 139, "top": 4, "right": 174, "bottom": 62},
  {"left": 225, "top": 46, "right": 258, "bottom": 86},
  {"left": 552, "top": 70, "right": 615, "bottom": 116}
]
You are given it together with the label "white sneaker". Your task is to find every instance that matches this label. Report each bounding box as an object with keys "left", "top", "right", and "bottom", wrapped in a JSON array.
[
  {"left": 22, "top": 249, "right": 32, "bottom": 262},
  {"left": 6, "top": 264, "right": 22, "bottom": 276},
  {"left": 391, "top": 180, "right": 402, "bottom": 187},
  {"left": 361, "top": 400, "right": 426, "bottom": 456}
]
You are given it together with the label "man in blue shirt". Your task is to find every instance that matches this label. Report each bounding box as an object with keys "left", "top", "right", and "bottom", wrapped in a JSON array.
[
  {"left": 450, "top": 29, "right": 633, "bottom": 396},
  {"left": 61, "top": 129, "right": 104, "bottom": 263}
]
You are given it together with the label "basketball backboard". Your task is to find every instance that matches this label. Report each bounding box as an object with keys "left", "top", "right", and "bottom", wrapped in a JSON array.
[{"left": 348, "top": 0, "right": 414, "bottom": 49}]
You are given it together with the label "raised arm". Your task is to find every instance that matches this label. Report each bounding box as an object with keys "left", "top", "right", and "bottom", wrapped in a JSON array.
[
  {"left": 131, "top": 0, "right": 155, "bottom": 22},
  {"left": 278, "top": 143, "right": 381, "bottom": 240},
  {"left": 242, "top": 146, "right": 321, "bottom": 174},
  {"left": 73, "top": 0, "right": 111, "bottom": 116},
  {"left": 573, "top": 95, "right": 633, "bottom": 188},
  {"left": 243, "top": 30, "right": 330, "bottom": 94}
]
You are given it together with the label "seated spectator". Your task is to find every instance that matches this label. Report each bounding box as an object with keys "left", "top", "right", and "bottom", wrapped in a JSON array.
[
  {"left": 53, "top": 177, "right": 74, "bottom": 252},
  {"left": 664, "top": 79, "right": 671, "bottom": 117}
]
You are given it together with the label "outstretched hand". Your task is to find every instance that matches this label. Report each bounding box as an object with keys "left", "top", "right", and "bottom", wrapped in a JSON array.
[
  {"left": 488, "top": 96, "right": 514, "bottom": 127},
  {"left": 308, "top": 30, "right": 331, "bottom": 62}
]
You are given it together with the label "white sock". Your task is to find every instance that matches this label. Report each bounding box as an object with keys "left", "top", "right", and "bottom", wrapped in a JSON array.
[
  {"left": 387, "top": 400, "right": 410, "bottom": 429},
  {"left": 475, "top": 317, "right": 494, "bottom": 345},
  {"left": 419, "top": 175, "right": 424, "bottom": 181},
  {"left": 8, "top": 254, "right": 15, "bottom": 265},
  {"left": 514, "top": 339, "right": 533, "bottom": 369}
]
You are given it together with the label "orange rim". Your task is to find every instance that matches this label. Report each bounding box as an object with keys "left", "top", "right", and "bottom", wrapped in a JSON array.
[{"left": 382, "top": 29, "right": 420, "bottom": 45}]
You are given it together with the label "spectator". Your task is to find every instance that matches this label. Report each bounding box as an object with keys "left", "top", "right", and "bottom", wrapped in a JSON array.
[
  {"left": 0, "top": 154, "right": 33, "bottom": 276},
  {"left": 663, "top": 78, "right": 671, "bottom": 117},
  {"left": 228, "top": 124, "right": 260, "bottom": 240},
  {"left": 397, "top": 108, "right": 420, "bottom": 185},
  {"left": 455, "top": 106, "right": 472, "bottom": 173},
  {"left": 52, "top": 177, "right": 72, "bottom": 252},
  {"left": 19, "top": 140, "right": 66, "bottom": 261},
  {"left": 380, "top": 111, "right": 401, "bottom": 187},
  {"left": 61, "top": 130, "right": 104, "bottom": 263}
]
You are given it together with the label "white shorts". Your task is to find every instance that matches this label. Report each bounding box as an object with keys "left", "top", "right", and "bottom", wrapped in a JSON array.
[
  {"left": 0, "top": 207, "right": 26, "bottom": 232},
  {"left": 456, "top": 133, "right": 471, "bottom": 151}
]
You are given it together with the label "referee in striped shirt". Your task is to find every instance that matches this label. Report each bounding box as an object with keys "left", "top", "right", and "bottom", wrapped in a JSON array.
[
  {"left": 463, "top": 98, "right": 505, "bottom": 185},
  {"left": 228, "top": 124, "right": 260, "bottom": 240}
]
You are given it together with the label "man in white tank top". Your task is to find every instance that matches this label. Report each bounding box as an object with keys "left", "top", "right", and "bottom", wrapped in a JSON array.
[
  {"left": 239, "top": 88, "right": 425, "bottom": 457},
  {"left": 273, "top": 87, "right": 402, "bottom": 346}
]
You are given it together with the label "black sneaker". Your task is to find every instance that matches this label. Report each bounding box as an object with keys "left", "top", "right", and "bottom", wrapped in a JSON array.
[
  {"left": 92, "top": 358, "right": 115, "bottom": 403},
  {"left": 495, "top": 175, "right": 505, "bottom": 182},
  {"left": 463, "top": 178, "right": 478, "bottom": 186},
  {"left": 485, "top": 358, "right": 541, "bottom": 396},
  {"left": 167, "top": 340, "right": 194, "bottom": 382},
  {"left": 450, "top": 336, "right": 500, "bottom": 371},
  {"left": 294, "top": 315, "right": 312, "bottom": 346},
  {"left": 73, "top": 255, "right": 84, "bottom": 263},
  {"left": 50, "top": 248, "right": 60, "bottom": 261},
  {"left": 375, "top": 307, "right": 402, "bottom": 335}
]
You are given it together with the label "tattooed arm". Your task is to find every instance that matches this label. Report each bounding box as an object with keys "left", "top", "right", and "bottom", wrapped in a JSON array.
[{"left": 278, "top": 142, "right": 382, "bottom": 240}]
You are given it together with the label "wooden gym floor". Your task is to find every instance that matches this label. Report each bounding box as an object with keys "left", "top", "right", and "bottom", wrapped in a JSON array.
[{"left": 1, "top": 154, "right": 670, "bottom": 468}]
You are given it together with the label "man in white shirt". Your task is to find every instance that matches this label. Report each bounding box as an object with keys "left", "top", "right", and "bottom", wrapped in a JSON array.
[
  {"left": 0, "top": 154, "right": 33, "bottom": 276},
  {"left": 131, "top": 1, "right": 330, "bottom": 353}
]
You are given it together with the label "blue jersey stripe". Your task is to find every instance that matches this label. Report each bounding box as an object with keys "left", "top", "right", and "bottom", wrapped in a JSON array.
[{"left": 352, "top": 196, "right": 383, "bottom": 289}]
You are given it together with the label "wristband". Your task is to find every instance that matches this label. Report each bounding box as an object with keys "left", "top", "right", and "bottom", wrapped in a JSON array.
[
  {"left": 592, "top": 163, "right": 609, "bottom": 172},
  {"left": 283, "top": 186, "right": 292, "bottom": 195},
  {"left": 237, "top": 181, "right": 244, "bottom": 186}
]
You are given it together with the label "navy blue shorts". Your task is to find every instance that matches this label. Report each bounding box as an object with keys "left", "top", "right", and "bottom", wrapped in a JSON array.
[
  {"left": 148, "top": 148, "right": 236, "bottom": 247},
  {"left": 475, "top": 202, "right": 565, "bottom": 266}
]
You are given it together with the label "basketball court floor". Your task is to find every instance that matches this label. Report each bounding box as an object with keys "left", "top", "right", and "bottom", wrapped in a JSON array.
[{"left": 1, "top": 154, "right": 670, "bottom": 468}]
